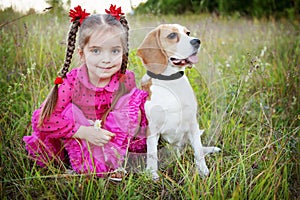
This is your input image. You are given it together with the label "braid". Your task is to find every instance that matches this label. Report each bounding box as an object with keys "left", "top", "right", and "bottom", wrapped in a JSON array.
[
  {"left": 38, "top": 20, "right": 80, "bottom": 127},
  {"left": 119, "top": 16, "right": 129, "bottom": 74},
  {"left": 59, "top": 20, "right": 80, "bottom": 77}
]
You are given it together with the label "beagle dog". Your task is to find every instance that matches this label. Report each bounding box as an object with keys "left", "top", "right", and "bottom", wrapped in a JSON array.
[{"left": 137, "top": 24, "right": 220, "bottom": 179}]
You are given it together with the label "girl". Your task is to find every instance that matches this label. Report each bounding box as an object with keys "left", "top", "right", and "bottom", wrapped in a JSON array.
[{"left": 23, "top": 5, "right": 148, "bottom": 179}]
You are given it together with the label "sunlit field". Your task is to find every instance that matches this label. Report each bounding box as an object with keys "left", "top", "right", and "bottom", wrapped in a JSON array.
[{"left": 1, "top": 8, "right": 299, "bottom": 199}]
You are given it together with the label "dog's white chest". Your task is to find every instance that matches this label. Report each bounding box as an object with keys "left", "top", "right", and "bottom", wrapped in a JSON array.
[
  {"left": 145, "top": 75, "right": 198, "bottom": 143},
  {"left": 150, "top": 76, "right": 196, "bottom": 111}
]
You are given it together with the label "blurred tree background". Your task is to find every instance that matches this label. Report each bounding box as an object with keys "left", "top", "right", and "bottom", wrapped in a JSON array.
[{"left": 134, "top": 0, "right": 299, "bottom": 19}]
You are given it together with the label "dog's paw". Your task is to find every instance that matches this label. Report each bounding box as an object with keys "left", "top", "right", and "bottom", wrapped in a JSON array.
[
  {"left": 199, "top": 165, "right": 210, "bottom": 177},
  {"left": 146, "top": 168, "right": 160, "bottom": 181},
  {"left": 212, "top": 147, "right": 221, "bottom": 153},
  {"left": 152, "top": 173, "right": 160, "bottom": 181},
  {"left": 150, "top": 170, "right": 160, "bottom": 181},
  {"left": 196, "top": 158, "right": 210, "bottom": 177},
  {"left": 203, "top": 146, "right": 221, "bottom": 155}
]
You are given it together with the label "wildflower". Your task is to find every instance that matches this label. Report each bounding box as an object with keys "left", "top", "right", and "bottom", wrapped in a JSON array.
[
  {"left": 260, "top": 46, "right": 267, "bottom": 57},
  {"left": 94, "top": 119, "right": 102, "bottom": 131}
]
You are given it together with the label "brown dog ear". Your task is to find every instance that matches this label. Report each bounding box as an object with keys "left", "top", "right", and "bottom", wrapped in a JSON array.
[{"left": 137, "top": 27, "right": 168, "bottom": 74}]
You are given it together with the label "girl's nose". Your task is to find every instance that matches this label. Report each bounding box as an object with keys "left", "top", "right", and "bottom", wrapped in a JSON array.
[
  {"left": 101, "top": 52, "right": 111, "bottom": 64},
  {"left": 102, "top": 60, "right": 110, "bottom": 64}
]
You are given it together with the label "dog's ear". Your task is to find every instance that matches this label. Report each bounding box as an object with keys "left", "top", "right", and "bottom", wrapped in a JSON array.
[{"left": 137, "top": 27, "right": 168, "bottom": 74}]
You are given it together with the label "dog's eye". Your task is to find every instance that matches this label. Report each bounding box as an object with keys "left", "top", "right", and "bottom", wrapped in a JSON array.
[
  {"left": 167, "top": 33, "right": 177, "bottom": 39},
  {"left": 186, "top": 32, "right": 190, "bottom": 36}
]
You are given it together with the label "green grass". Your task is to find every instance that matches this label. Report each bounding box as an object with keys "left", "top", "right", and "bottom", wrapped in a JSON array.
[{"left": 1, "top": 8, "right": 299, "bottom": 199}]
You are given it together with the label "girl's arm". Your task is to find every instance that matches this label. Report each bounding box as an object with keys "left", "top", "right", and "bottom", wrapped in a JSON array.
[
  {"left": 32, "top": 70, "right": 80, "bottom": 139},
  {"left": 32, "top": 69, "right": 115, "bottom": 145},
  {"left": 124, "top": 70, "right": 137, "bottom": 90}
]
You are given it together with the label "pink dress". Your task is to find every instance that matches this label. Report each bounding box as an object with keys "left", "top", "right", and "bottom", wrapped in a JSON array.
[{"left": 23, "top": 65, "right": 148, "bottom": 177}]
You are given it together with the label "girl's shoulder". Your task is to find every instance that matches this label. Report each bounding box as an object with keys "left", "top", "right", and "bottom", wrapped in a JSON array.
[
  {"left": 64, "top": 67, "right": 81, "bottom": 85},
  {"left": 122, "top": 70, "right": 137, "bottom": 89},
  {"left": 66, "top": 67, "right": 80, "bottom": 79},
  {"left": 54, "top": 67, "right": 81, "bottom": 88},
  {"left": 125, "top": 70, "right": 135, "bottom": 79}
]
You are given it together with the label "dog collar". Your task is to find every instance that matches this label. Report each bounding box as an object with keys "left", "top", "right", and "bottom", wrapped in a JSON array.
[{"left": 146, "top": 70, "right": 184, "bottom": 80}]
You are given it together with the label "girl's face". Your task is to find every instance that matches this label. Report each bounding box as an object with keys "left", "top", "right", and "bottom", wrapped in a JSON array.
[{"left": 79, "top": 29, "right": 123, "bottom": 87}]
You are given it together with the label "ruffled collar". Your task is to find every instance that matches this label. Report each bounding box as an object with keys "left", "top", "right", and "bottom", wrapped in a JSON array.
[{"left": 77, "top": 64, "right": 120, "bottom": 93}]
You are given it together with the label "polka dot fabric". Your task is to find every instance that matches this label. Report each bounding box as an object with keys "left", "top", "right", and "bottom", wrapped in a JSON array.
[{"left": 23, "top": 64, "right": 148, "bottom": 176}]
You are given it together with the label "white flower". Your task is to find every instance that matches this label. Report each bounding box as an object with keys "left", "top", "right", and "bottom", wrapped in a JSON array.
[
  {"left": 94, "top": 119, "right": 102, "bottom": 131},
  {"left": 260, "top": 46, "right": 267, "bottom": 57}
]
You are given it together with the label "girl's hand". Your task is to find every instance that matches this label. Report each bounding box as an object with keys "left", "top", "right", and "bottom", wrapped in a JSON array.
[{"left": 73, "top": 126, "right": 115, "bottom": 146}]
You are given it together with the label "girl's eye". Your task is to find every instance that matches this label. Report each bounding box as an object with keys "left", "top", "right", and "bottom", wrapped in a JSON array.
[
  {"left": 91, "top": 48, "right": 100, "bottom": 54},
  {"left": 112, "top": 49, "right": 121, "bottom": 54}
]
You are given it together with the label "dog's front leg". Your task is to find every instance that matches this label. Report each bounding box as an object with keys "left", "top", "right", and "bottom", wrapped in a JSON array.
[
  {"left": 188, "top": 130, "right": 210, "bottom": 177},
  {"left": 147, "top": 130, "right": 160, "bottom": 180}
]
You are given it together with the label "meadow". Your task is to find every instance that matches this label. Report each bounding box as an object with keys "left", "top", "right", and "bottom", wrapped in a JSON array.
[{"left": 0, "top": 8, "right": 299, "bottom": 199}]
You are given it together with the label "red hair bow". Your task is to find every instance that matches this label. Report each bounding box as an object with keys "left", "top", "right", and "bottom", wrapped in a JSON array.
[
  {"left": 54, "top": 76, "right": 63, "bottom": 85},
  {"left": 105, "top": 4, "right": 124, "bottom": 21},
  {"left": 69, "top": 5, "right": 90, "bottom": 24}
]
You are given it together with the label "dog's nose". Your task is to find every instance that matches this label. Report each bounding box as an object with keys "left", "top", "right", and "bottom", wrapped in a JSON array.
[{"left": 190, "top": 39, "right": 201, "bottom": 49}]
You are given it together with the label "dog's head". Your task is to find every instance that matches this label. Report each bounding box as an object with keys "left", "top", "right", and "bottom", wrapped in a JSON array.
[{"left": 137, "top": 24, "right": 201, "bottom": 74}]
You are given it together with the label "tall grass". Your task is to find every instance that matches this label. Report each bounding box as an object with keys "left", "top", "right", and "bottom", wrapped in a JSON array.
[{"left": 1, "top": 8, "right": 299, "bottom": 199}]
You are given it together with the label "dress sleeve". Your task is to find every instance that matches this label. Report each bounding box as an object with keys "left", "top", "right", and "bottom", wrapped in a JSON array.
[
  {"left": 23, "top": 70, "right": 81, "bottom": 166},
  {"left": 104, "top": 87, "right": 148, "bottom": 153},
  {"left": 31, "top": 70, "right": 80, "bottom": 139}
]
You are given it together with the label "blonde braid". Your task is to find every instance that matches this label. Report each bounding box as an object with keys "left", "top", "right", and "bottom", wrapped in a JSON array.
[{"left": 38, "top": 20, "right": 80, "bottom": 127}]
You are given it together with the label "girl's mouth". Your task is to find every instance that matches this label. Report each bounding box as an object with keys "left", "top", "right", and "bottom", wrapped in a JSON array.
[{"left": 97, "top": 66, "right": 114, "bottom": 70}]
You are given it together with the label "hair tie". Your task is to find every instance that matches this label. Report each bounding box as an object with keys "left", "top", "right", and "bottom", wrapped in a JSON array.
[
  {"left": 119, "top": 73, "right": 127, "bottom": 83},
  {"left": 105, "top": 4, "right": 124, "bottom": 21},
  {"left": 69, "top": 5, "right": 90, "bottom": 25},
  {"left": 54, "top": 76, "right": 63, "bottom": 85}
]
